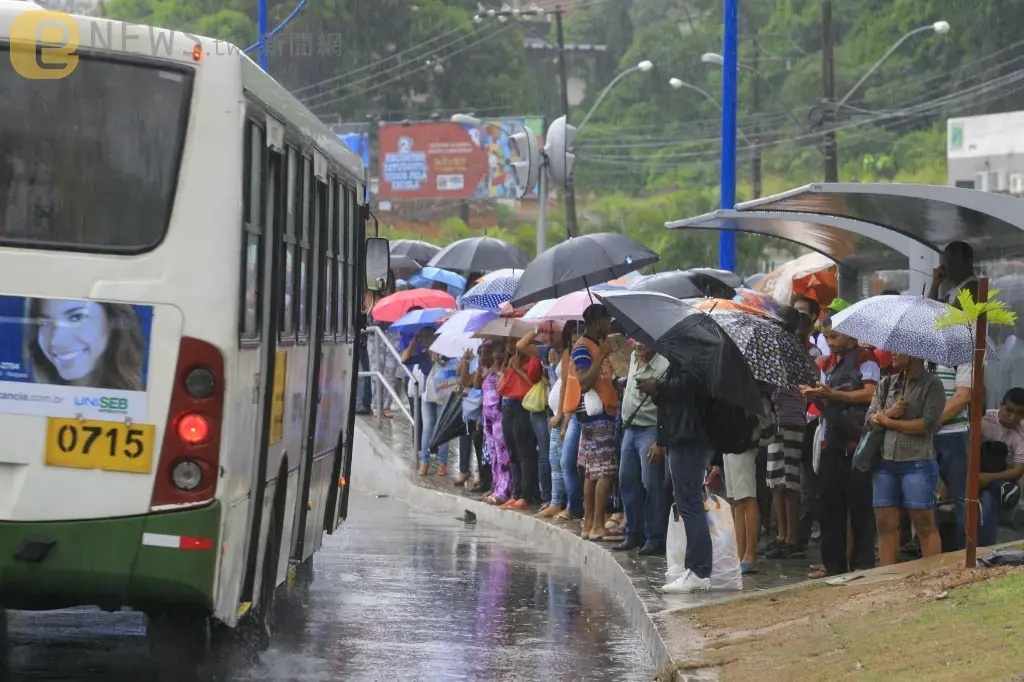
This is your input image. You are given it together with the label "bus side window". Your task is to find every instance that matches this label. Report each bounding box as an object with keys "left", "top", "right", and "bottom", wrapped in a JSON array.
[
  {"left": 345, "top": 185, "right": 358, "bottom": 337},
  {"left": 335, "top": 180, "right": 345, "bottom": 339},
  {"left": 241, "top": 120, "right": 264, "bottom": 342},
  {"left": 280, "top": 144, "right": 298, "bottom": 340},
  {"left": 322, "top": 177, "right": 335, "bottom": 341},
  {"left": 297, "top": 155, "right": 312, "bottom": 342}
]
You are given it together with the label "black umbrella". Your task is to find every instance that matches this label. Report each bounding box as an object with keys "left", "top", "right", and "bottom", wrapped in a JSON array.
[
  {"left": 510, "top": 233, "right": 659, "bottom": 307},
  {"left": 429, "top": 390, "right": 467, "bottom": 450},
  {"left": 389, "top": 254, "right": 422, "bottom": 276},
  {"left": 427, "top": 237, "right": 530, "bottom": 272},
  {"left": 391, "top": 239, "right": 441, "bottom": 264},
  {"left": 686, "top": 268, "right": 744, "bottom": 289},
  {"left": 597, "top": 290, "right": 761, "bottom": 412},
  {"left": 630, "top": 270, "right": 736, "bottom": 300}
]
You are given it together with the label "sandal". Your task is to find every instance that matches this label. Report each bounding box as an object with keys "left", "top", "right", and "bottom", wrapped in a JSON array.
[
  {"left": 808, "top": 569, "right": 828, "bottom": 579},
  {"left": 741, "top": 562, "right": 759, "bottom": 575},
  {"left": 437, "top": 463, "right": 448, "bottom": 477}
]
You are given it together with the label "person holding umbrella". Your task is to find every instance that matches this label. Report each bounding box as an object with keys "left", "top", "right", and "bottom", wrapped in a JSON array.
[{"left": 570, "top": 304, "right": 623, "bottom": 542}]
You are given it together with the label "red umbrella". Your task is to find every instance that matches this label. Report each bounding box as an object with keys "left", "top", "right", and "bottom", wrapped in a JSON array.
[{"left": 371, "top": 288, "right": 456, "bottom": 323}]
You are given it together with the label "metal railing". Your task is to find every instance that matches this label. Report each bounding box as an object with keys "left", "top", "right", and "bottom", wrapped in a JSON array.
[{"left": 359, "top": 325, "right": 421, "bottom": 451}]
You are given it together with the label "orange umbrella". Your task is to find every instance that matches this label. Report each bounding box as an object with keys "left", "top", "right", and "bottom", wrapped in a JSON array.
[
  {"left": 756, "top": 253, "right": 837, "bottom": 306},
  {"left": 691, "top": 298, "right": 779, "bottom": 318}
]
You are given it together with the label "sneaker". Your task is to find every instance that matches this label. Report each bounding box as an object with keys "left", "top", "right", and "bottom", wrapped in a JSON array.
[{"left": 662, "top": 569, "right": 712, "bottom": 594}]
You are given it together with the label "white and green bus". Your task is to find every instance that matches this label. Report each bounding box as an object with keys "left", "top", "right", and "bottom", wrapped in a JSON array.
[{"left": 0, "top": 0, "right": 390, "bottom": 663}]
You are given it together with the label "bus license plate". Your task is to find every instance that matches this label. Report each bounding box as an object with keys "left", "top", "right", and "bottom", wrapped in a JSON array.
[{"left": 45, "top": 418, "right": 156, "bottom": 474}]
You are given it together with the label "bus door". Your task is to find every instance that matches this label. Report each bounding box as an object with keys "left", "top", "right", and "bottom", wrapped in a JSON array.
[{"left": 241, "top": 113, "right": 285, "bottom": 602}]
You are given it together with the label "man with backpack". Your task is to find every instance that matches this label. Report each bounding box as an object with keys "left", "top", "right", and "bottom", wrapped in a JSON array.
[{"left": 638, "top": 362, "right": 716, "bottom": 593}]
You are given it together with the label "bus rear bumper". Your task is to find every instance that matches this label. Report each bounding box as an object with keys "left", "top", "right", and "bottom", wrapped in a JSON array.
[{"left": 0, "top": 502, "right": 221, "bottom": 613}]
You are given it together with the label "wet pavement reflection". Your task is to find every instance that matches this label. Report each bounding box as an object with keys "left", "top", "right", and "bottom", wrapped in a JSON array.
[{"left": 1, "top": 492, "right": 655, "bottom": 681}]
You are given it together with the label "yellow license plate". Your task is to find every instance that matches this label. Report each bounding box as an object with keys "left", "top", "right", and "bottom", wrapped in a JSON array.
[{"left": 45, "top": 418, "right": 156, "bottom": 474}]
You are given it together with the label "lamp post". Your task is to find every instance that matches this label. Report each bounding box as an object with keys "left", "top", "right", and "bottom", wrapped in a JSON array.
[
  {"left": 821, "top": 6, "right": 950, "bottom": 181},
  {"left": 575, "top": 60, "right": 654, "bottom": 132},
  {"left": 718, "top": 0, "right": 740, "bottom": 272}
]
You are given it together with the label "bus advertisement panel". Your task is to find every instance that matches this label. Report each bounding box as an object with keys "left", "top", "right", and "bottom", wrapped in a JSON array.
[{"left": 0, "top": 296, "right": 153, "bottom": 420}]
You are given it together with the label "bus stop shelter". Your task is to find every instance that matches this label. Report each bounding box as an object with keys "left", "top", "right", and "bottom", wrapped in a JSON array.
[{"left": 666, "top": 182, "right": 1024, "bottom": 301}]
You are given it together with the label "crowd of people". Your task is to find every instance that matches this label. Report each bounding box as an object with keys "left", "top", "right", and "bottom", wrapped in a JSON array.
[{"left": 358, "top": 240, "right": 1024, "bottom": 593}]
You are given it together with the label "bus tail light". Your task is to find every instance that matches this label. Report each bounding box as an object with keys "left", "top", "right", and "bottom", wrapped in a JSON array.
[{"left": 151, "top": 337, "right": 225, "bottom": 509}]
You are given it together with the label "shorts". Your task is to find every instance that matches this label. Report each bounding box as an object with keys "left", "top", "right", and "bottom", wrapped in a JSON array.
[
  {"left": 724, "top": 449, "right": 758, "bottom": 501},
  {"left": 767, "top": 425, "right": 804, "bottom": 492},
  {"left": 872, "top": 458, "right": 939, "bottom": 510},
  {"left": 579, "top": 418, "right": 617, "bottom": 481}
]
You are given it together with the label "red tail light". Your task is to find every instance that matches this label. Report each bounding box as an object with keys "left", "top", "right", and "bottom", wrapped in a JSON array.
[{"left": 151, "top": 337, "right": 225, "bottom": 509}]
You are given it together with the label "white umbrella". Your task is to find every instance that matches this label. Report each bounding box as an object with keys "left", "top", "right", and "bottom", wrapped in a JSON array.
[{"left": 430, "top": 334, "right": 482, "bottom": 358}]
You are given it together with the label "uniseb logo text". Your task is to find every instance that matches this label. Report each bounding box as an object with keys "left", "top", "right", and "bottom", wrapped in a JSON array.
[
  {"left": 10, "top": 10, "right": 80, "bottom": 80},
  {"left": 75, "top": 396, "right": 130, "bottom": 414}
]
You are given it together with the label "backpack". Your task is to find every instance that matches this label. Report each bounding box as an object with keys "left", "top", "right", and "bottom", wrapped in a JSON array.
[{"left": 706, "top": 397, "right": 762, "bottom": 455}]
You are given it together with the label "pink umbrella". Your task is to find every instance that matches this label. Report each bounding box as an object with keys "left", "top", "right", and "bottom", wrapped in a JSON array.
[{"left": 523, "top": 289, "right": 604, "bottom": 321}]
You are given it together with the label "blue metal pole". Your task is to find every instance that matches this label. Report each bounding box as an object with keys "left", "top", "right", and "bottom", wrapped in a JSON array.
[
  {"left": 718, "top": 0, "right": 739, "bottom": 272},
  {"left": 257, "top": 0, "right": 268, "bottom": 72}
]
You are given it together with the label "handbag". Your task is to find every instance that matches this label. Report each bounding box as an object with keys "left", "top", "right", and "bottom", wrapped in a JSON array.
[
  {"left": 852, "top": 377, "right": 892, "bottom": 473},
  {"left": 522, "top": 379, "right": 549, "bottom": 413},
  {"left": 462, "top": 388, "right": 483, "bottom": 422}
]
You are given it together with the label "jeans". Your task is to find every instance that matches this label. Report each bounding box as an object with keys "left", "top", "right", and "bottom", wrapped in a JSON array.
[
  {"left": 460, "top": 420, "right": 488, "bottom": 484},
  {"left": 979, "top": 479, "right": 1005, "bottom": 548},
  {"left": 872, "top": 459, "right": 939, "bottom": 510},
  {"left": 934, "top": 430, "right": 969, "bottom": 550},
  {"left": 668, "top": 440, "right": 713, "bottom": 579},
  {"left": 531, "top": 411, "right": 552, "bottom": 504},
  {"left": 619, "top": 426, "right": 667, "bottom": 546},
  {"left": 420, "top": 400, "right": 448, "bottom": 464},
  {"left": 355, "top": 341, "right": 372, "bottom": 411},
  {"left": 548, "top": 424, "right": 565, "bottom": 506},
  {"left": 561, "top": 415, "right": 583, "bottom": 517},
  {"left": 502, "top": 400, "right": 539, "bottom": 503}
]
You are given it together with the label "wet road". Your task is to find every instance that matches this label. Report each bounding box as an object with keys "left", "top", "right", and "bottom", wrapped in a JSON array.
[{"left": 1, "top": 492, "right": 655, "bottom": 681}]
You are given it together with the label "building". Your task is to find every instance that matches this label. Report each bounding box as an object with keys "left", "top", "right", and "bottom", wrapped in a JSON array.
[{"left": 947, "top": 110, "right": 1024, "bottom": 195}]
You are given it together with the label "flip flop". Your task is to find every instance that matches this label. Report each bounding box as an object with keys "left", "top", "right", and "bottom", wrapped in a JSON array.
[{"left": 741, "top": 562, "right": 759, "bottom": 575}]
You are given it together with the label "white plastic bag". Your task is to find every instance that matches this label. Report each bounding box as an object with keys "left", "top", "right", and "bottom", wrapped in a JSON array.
[
  {"left": 583, "top": 389, "right": 604, "bottom": 416},
  {"left": 664, "top": 495, "right": 743, "bottom": 591},
  {"left": 812, "top": 421, "right": 823, "bottom": 474}
]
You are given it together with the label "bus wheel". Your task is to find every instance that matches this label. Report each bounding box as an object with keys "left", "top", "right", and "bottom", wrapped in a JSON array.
[{"left": 147, "top": 609, "right": 209, "bottom": 678}]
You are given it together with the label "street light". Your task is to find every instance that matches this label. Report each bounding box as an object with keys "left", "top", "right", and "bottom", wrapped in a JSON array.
[
  {"left": 837, "top": 20, "right": 950, "bottom": 109},
  {"left": 701, "top": 52, "right": 814, "bottom": 136},
  {"left": 667, "top": 78, "right": 755, "bottom": 145},
  {"left": 575, "top": 60, "right": 655, "bottom": 133}
]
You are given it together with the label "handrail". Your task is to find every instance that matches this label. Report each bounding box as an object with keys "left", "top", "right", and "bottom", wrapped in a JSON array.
[{"left": 360, "top": 325, "right": 421, "bottom": 453}]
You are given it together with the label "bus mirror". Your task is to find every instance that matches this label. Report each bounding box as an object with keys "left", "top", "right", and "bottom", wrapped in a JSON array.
[{"left": 365, "top": 237, "right": 390, "bottom": 292}]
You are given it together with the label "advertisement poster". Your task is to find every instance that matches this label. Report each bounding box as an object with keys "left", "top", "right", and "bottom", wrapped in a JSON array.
[
  {"left": 0, "top": 296, "right": 153, "bottom": 421},
  {"left": 377, "top": 117, "right": 544, "bottom": 201}
]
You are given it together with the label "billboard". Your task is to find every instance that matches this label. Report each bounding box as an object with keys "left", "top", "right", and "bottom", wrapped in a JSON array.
[
  {"left": 0, "top": 296, "right": 153, "bottom": 421},
  {"left": 378, "top": 117, "right": 544, "bottom": 201}
]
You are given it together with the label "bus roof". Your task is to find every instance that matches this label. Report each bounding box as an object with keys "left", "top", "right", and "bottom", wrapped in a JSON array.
[{"left": 0, "top": 2, "right": 364, "bottom": 183}]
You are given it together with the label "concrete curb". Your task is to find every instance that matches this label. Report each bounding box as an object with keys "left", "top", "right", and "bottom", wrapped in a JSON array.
[{"left": 351, "top": 418, "right": 693, "bottom": 674}]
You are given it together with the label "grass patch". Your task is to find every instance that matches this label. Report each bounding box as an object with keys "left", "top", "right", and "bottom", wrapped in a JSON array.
[{"left": 675, "top": 567, "right": 1024, "bottom": 681}]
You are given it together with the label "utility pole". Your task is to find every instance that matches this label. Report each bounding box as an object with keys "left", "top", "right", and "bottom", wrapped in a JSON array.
[
  {"left": 536, "top": 168, "right": 548, "bottom": 254},
  {"left": 718, "top": 0, "right": 739, "bottom": 272},
  {"left": 821, "top": 0, "right": 839, "bottom": 182},
  {"left": 751, "top": 33, "right": 762, "bottom": 199},
  {"left": 555, "top": 7, "right": 579, "bottom": 238},
  {"left": 257, "top": 0, "right": 268, "bottom": 71}
]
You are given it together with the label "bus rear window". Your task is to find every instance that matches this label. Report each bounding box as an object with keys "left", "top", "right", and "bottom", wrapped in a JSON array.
[{"left": 0, "top": 50, "right": 193, "bottom": 253}]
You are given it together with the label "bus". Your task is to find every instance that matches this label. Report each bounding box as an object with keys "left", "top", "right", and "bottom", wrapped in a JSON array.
[{"left": 0, "top": 0, "right": 390, "bottom": 667}]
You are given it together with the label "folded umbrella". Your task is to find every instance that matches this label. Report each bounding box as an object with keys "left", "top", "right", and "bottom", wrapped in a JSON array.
[
  {"left": 830, "top": 295, "right": 992, "bottom": 367},
  {"left": 371, "top": 289, "right": 457, "bottom": 323},
  {"left": 708, "top": 311, "right": 818, "bottom": 388},
  {"left": 597, "top": 290, "right": 761, "bottom": 412},
  {"left": 429, "top": 390, "right": 468, "bottom": 450},
  {"left": 630, "top": 270, "right": 735, "bottom": 300},
  {"left": 409, "top": 267, "right": 467, "bottom": 294},
  {"left": 428, "top": 237, "right": 530, "bottom": 272},
  {"left": 511, "top": 232, "right": 659, "bottom": 307}
]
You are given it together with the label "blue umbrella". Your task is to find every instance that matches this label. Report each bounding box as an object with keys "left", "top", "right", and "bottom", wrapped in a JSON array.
[
  {"left": 460, "top": 269, "right": 523, "bottom": 311},
  {"left": 409, "top": 267, "right": 467, "bottom": 295},
  {"left": 389, "top": 307, "right": 453, "bottom": 333},
  {"left": 436, "top": 309, "right": 497, "bottom": 335}
]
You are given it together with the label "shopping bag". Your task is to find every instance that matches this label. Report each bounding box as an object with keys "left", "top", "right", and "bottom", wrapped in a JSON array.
[
  {"left": 522, "top": 380, "right": 548, "bottom": 413},
  {"left": 664, "top": 495, "right": 743, "bottom": 591}
]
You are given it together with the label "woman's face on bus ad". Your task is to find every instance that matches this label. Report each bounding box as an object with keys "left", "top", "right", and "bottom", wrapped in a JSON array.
[{"left": 37, "top": 300, "right": 110, "bottom": 382}]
